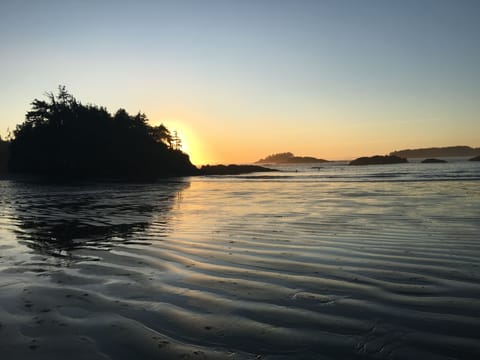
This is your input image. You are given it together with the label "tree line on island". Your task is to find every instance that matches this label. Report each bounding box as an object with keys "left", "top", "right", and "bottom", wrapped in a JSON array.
[
  {"left": 256, "top": 151, "right": 480, "bottom": 166},
  {"left": 0, "top": 87, "right": 271, "bottom": 180},
  {"left": 349, "top": 148, "right": 480, "bottom": 165},
  {"left": 255, "top": 152, "right": 327, "bottom": 164},
  {"left": 6, "top": 86, "right": 196, "bottom": 179},
  {"left": 390, "top": 146, "right": 480, "bottom": 158}
]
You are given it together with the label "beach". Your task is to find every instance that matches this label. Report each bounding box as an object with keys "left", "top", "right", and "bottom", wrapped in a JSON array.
[{"left": 1, "top": 161, "right": 480, "bottom": 359}]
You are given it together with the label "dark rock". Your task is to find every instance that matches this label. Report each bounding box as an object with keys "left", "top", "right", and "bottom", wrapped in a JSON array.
[
  {"left": 421, "top": 158, "right": 447, "bottom": 163},
  {"left": 199, "top": 164, "right": 277, "bottom": 175},
  {"left": 469, "top": 155, "right": 480, "bottom": 161},
  {"left": 349, "top": 155, "right": 408, "bottom": 166}
]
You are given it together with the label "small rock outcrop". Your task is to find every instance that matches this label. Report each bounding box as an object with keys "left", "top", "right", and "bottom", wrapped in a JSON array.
[
  {"left": 421, "top": 158, "right": 447, "bottom": 164},
  {"left": 199, "top": 164, "right": 276, "bottom": 175},
  {"left": 349, "top": 155, "right": 407, "bottom": 166}
]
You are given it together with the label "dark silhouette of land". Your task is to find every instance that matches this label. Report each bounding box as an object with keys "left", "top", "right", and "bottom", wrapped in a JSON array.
[
  {"left": 7, "top": 87, "right": 198, "bottom": 180},
  {"left": 256, "top": 152, "right": 327, "bottom": 164},
  {"left": 2, "top": 87, "right": 278, "bottom": 180},
  {"left": 200, "top": 164, "right": 276, "bottom": 175},
  {"left": 470, "top": 155, "right": 480, "bottom": 161},
  {"left": 390, "top": 146, "right": 480, "bottom": 158},
  {"left": 422, "top": 158, "right": 447, "bottom": 164},
  {"left": 350, "top": 155, "right": 407, "bottom": 166}
]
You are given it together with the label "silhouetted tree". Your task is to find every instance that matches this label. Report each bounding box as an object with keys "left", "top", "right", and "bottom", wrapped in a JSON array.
[
  {"left": 171, "top": 130, "right": 182, "bottom": 150},
  {"left": 8, "top": 86, "right": 198, "bottom": 179},
  {"left": 149, "top": 124, "right": 173, "bottom": 147},
  {"left": 256, "top": 152, "right": 294, "bottom": 163}
]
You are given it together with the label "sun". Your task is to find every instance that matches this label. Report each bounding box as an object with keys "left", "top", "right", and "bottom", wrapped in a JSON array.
[
  {"left": 175, "top": 129, "right": 190, "bottom": 155},
  {"left": 155, "top": 119, "right": 206, "bottom": 166}
]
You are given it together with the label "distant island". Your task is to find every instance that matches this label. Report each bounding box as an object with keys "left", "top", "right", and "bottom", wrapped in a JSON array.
[
  {"left": 390, "top": 146, "right": 480, "bottom": 158},
  {"left": 349, "top": 155, "right": 407, "bottom": 166},
  {"left": 255, "top": 152, "right": 327, "bottom": 164},
  {"left": 470, "top": 155, "right": 480, "bottom": 162}
]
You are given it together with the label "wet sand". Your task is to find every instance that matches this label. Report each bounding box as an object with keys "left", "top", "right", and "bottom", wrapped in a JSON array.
[{"left": 1, "top": 178, "right": 480, "bottom": 359}]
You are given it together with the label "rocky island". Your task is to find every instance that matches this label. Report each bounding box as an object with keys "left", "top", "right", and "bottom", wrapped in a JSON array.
[
  {"left": 256, "top": 152, "right": 327, "bottom": 164},
  {"left": 349, "top": 155, "right": 408, "bottom": 166},
  {"left": 6, "top": 87, "right": 199, "bottom": 180},
  {"left": 390, "top": 146, "right": 480, "bottom": 158}
]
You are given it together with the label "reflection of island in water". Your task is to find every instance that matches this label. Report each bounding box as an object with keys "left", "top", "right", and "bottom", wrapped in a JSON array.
[{"left": 8, "top": 181, "right": 189, "bottom": 257}]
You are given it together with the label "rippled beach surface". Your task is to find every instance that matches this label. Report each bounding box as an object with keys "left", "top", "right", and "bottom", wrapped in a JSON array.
[{"left": 1, "top": 161, "right": 480, "bottom": 359}]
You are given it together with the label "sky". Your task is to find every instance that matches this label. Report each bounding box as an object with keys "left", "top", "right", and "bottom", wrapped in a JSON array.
[{"left": 1, "top": 0, "right": 479, "bottom": 164}]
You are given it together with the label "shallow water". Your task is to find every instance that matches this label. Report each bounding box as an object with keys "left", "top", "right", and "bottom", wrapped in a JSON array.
[{"left": 1, "top": 161, "right": 480, "bottom": 359}]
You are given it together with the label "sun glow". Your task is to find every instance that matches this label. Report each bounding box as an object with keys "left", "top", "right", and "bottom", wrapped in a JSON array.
[{"left": 155, "top": 119, "right": 206, "bottom": 166}]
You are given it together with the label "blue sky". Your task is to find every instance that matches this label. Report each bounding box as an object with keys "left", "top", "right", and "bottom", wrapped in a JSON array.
[{"left": 1, "top": 0, "right": 479, "bottom": 163}]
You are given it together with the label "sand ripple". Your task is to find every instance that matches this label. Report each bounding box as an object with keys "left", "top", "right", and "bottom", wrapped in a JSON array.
[{"left": 1, "top": 179, "right": 480, "bottom": 359}]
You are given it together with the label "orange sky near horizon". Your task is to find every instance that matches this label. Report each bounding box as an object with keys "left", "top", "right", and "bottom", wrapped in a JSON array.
[
  {"left": 155, "top": 111, "right": 479, "bottom": 165},
  {"left": 150, "top": 92, "right": 480, "bottom": 165}
]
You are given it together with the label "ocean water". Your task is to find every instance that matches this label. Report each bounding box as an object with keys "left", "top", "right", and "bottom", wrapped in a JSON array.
[{"left": 0, "top": 159, "right": 480, "bottom": 359}]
